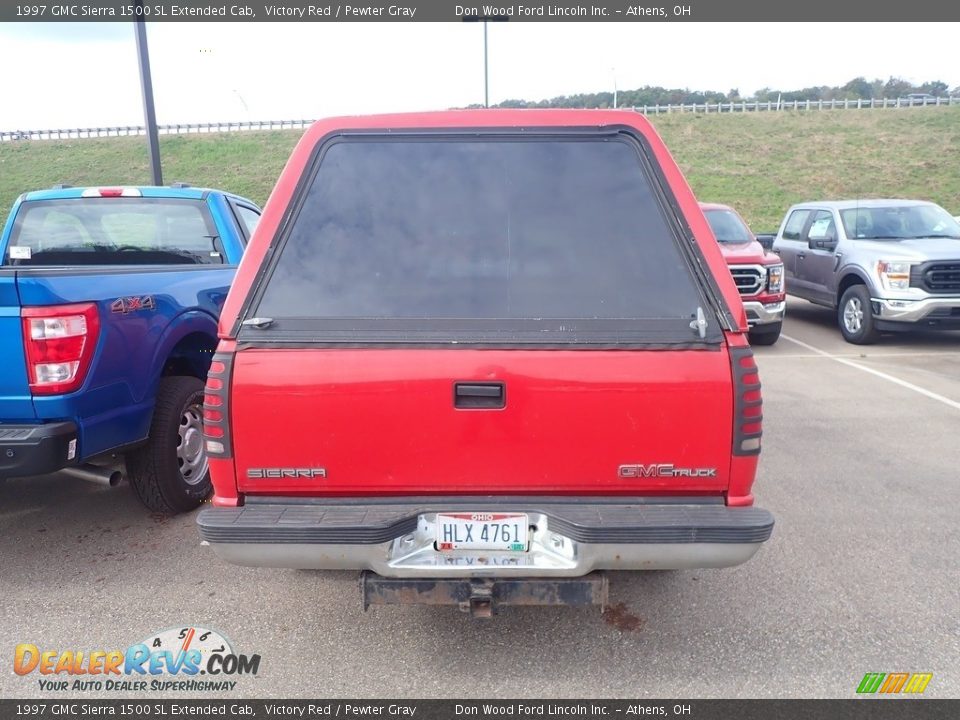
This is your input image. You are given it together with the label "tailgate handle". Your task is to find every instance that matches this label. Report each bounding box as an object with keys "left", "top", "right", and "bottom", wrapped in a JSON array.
[{"left": 454, "top": 382, "right": 505, "bottom": 409}]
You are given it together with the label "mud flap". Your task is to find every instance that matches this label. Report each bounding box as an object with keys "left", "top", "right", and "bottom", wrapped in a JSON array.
[{"left": 359, "top": 571, "right": 609, "bottom": 618}]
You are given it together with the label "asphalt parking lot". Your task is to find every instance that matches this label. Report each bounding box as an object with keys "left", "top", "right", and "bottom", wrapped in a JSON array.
[{"left": 2, "top": 297, "right": 958, "bottom": 699}]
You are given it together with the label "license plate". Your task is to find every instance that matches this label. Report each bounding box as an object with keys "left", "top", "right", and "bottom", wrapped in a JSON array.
[{"left": 435, "top": 512, "right": 528, "bottom": 552}]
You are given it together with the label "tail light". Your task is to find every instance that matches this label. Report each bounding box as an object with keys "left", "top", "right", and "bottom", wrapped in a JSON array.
[
  {"left": 21, "top": 303, "right": 100, "bottom": 395},
  {"left": 730, "top": 346, "right": 762, "bottom": 455},
  {"left": 204, "top": 352, "right": 234, "bottom": 458}
]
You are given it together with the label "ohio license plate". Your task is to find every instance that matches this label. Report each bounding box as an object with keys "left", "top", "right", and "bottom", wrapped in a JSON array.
[{"left": 435, "top": 512, "right": 528, "bottom": 552}]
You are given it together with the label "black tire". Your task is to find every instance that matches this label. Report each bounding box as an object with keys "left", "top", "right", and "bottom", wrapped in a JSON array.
[
  {"left": 838, "top": 285, "right": 880, "bottom": 345},
  {"left": 748, "top": 321, "right": 782, "bottom": 346},
  {"left": 127, "top": 376, "right": 211, "bottom": 514}
]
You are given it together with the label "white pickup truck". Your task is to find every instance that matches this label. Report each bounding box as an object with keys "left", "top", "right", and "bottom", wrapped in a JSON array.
[{"left": 773, "top": 199, "right": 960, "bottom": 343}]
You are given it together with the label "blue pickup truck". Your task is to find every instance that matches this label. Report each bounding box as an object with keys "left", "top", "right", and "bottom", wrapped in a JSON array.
[{"left": 0, "top": 185, "right": 260, "bottom": 513}]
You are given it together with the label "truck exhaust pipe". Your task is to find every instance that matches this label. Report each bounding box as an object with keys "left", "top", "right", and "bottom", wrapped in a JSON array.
[{"left": 62, "top": 465, "right": 123, "bottom": 488}]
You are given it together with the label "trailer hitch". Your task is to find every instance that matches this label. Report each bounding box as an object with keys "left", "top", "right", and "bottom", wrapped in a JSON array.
[{"left": 360, "top": 572, "right": 609, "bottom": 617}]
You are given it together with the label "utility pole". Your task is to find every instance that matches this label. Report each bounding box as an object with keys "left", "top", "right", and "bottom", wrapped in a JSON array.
[
  {"left": 134, "top": 0, "right": 162, "bottom": 185},
  {"left": 464, "top": 15, "right": 504, "bottom": 108},
  {"left": 484, "top": 21, "right": 489, "bottom": 108}
]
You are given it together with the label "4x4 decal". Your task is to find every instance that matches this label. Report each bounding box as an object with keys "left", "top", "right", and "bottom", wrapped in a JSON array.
[{"left": 111, "top": 296, "right": 157, "bottom": 314}]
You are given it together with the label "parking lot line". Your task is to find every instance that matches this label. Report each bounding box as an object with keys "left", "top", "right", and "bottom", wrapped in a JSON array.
[
  {"left": 761, "top": 351, "right": 957, "bottom": 359},
  {"left": 780, "top": 334, "right": 960, "bottom": 411}
]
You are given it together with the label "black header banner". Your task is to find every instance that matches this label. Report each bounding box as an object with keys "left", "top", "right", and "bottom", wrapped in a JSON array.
[
  {"left": 0, "top": 0, "right": 956, "bottom": 22},
  {"left": 0, "top": 700, "right": 956, "bottom": 720}
]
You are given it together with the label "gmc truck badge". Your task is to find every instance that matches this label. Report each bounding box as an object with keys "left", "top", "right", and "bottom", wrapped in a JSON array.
[{"left": 619, "top": 464, "right": 718, "bottom": 478}]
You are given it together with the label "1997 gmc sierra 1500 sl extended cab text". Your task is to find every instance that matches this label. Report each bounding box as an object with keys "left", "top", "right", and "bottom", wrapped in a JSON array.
[
  {"left": 196, "top": 110, "right": 775, "bottom": 615},
  {"left": 0, "top": 185, "right": 260, "bottom": 513}
]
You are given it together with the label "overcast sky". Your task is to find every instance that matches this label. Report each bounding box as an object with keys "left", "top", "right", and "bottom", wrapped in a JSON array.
[{"left": 0, "top": 22, "right": 956, "bottom": 129}]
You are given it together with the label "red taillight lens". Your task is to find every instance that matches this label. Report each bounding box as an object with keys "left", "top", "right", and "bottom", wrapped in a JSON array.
[
  {"left": 204, "top": 352, "right": 233, "bottom": 458},
  {"left": 21, "top": 303, "right": 100, "bottom": 395},
  {"left": 730, "top": 346, "right": 762, "bottom": 455}
]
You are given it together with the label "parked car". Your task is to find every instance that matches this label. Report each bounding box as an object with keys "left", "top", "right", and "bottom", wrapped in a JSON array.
[
  {"left": 699, "top": 202, "right": 785, "bottom": 345},
  {"left": 772, "top": 199, "right": 960, "bottom": 344},
  {"left": 0, "top": 184, "right": 260, "bottom": 512},
  {"left": 196, "top": 110, "right": 775, "bottom": 615}
]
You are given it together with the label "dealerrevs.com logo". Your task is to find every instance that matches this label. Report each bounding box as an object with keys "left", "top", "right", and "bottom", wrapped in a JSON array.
[{"left": 14, "top": 626, "right": 260, "bottom": 692}]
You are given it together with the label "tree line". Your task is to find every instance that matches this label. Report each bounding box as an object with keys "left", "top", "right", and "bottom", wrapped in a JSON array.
[{"left": 470, "top": 77, "right": 955, "bottom": 109}]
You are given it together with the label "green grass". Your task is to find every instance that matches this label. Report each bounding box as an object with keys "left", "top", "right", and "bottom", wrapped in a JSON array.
[
  {"left": 651, "top": 107, "right": 960, "bottom": 228},
  {"left": 2, "top": 108, "right": 960, "bottom": 230},
  {"left": 0, "top": 131, "right": 302, "bottom": 218}
]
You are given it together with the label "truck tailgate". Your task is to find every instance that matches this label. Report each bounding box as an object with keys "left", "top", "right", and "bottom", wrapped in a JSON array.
[
  {"left": 2, "top": 266, "right": 233, "bottom": 458},
  {"left": 232, "top": 348, "right": 733, "bottom": 496},
  {"left": 0, "top": 272, "right": 35, "bottom": 421}
]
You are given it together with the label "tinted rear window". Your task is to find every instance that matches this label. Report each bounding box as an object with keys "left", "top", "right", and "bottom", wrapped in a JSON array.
[
  {"left": 6, "top": 198, "right": 222, "bottom": 266},
  {"left": 253, "top": 137, "right": 715, "bottom": 343}
]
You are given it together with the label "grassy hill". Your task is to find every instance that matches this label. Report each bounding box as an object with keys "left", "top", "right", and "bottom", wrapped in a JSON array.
[{"left": 2, "top": 107, "right": 959, "bottom": 229}]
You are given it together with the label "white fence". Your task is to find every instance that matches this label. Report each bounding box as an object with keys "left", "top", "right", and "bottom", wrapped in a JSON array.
[
  {"left": 1, "top": 96, "right": 957, "bottom": 142},
  {"left": 0, "top": 119, "right": 316, "bottom": 142},
  {"left": 632, "top": 96, "right": 958, "bottom": 115}
]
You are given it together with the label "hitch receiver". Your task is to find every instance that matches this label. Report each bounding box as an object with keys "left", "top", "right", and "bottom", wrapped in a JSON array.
[{"left": 359, "top": 572, "right": 609, "bottom": 617}]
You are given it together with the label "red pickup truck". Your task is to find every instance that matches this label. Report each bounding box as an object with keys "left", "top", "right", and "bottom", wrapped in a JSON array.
[
  {"left": 700, "top": 202, "right": 785, "bottom": 345},
  {"left": 197, "top": 111, "right": 774, "bottom": 615}
]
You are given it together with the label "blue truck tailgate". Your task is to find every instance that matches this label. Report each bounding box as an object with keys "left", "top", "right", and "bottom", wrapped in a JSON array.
[
  {"left": 11, "top": 265, "right": 235, "bottom": 457},
  {"left": 0, "top": 271, "right": 35, "bottom": 421}
]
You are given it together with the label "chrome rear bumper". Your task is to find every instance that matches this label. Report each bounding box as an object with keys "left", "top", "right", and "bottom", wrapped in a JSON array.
[{"left": 198, "top": 499, "right": 774, "bottom": 577}]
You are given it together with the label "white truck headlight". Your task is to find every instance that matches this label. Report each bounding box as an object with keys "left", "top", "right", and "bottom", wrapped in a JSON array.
[
  {"left": 766, "top": 264, "right": 784, "bottom": 294},
  {"left": 877, "top": 261, "right": 911, "bottom": 290}
]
